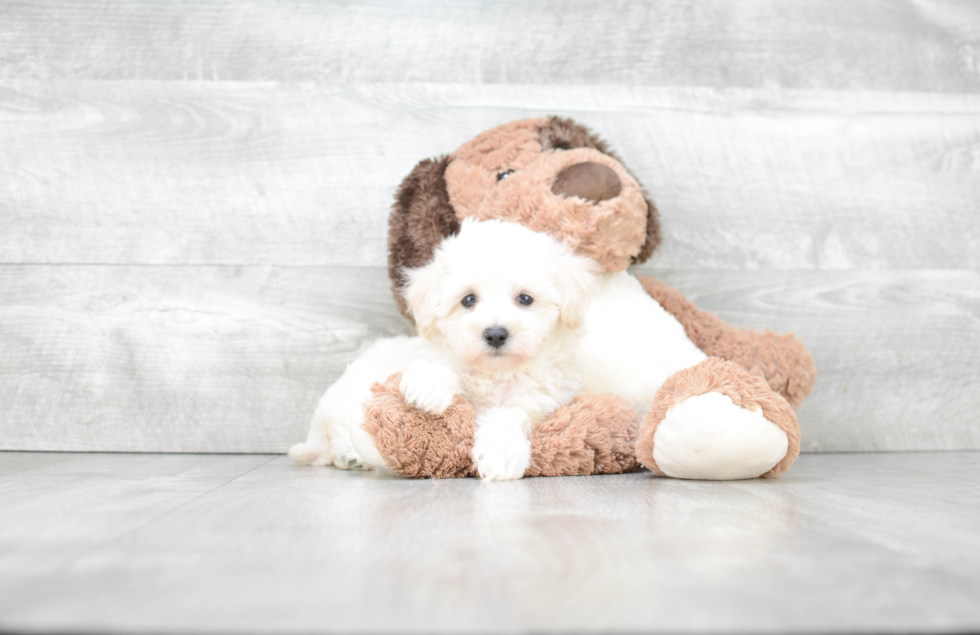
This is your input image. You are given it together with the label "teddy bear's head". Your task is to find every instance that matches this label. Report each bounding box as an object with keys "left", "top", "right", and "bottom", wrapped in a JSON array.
[{"left": 389, "top": 116, "right": 661, "bottom": 319}]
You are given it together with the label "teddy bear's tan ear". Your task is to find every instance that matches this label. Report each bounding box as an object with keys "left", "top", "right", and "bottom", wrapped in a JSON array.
[
  {"left": 539, "top": 117, "right": 663, "bottom": 265},
  {"left": 632, "top": 197, "right": 662, "bottom": 265},
  {"left": 388, "top": 155, "right": 460, "bottom": 321}
]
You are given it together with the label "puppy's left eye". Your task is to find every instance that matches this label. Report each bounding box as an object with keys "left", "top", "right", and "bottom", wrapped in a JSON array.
[
  {"left": 496, "top": 170, "right": 514, "bottom": 182},
  {"left": 461, "top": 294, "right": 478, "bottom": 308},
  {"left": 517, "top": 294, "right": 534, "bottom": 306}
]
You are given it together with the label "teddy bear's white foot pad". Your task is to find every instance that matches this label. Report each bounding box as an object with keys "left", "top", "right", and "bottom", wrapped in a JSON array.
[{"left": 652, "top": 391, "right": 788, "bottom": 480}]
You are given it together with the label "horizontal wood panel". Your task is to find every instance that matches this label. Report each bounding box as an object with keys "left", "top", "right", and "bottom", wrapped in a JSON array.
[
  {"left": 1, "top": 1, "right": 978, "bottom": 92},
  {"left": 0, "top": 265, "right": 413, "bottom": 453},
  {"left": 640, "top": 267, "right": 980, "bottom": 453},
  {"left": 2, "top": 82, "right": 978, "bottom": 269},
  {"left": 1, "top": 265, "right": 977, "bottom": 453}
]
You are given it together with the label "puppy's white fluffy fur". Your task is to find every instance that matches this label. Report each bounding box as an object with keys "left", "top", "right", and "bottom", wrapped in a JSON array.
[{"left": 290, "top": 219, "right": 598, "bottom": 480}]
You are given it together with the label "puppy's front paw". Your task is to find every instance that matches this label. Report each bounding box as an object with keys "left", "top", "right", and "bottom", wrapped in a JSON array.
[
  {"left": 399, "top": 361, "right": 460, "bottom": 415},
  {"left": 473, "top": 408, "right": 531, "bottom": 481}
]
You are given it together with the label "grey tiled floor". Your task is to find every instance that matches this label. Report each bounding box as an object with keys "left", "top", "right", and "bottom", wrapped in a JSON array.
[{"left": 1, "top": 451, "right": 978, "bottom": 633}]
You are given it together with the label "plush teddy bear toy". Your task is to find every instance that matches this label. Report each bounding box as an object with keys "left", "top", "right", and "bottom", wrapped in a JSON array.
[{"left": 348, "top": 116, "right": 816, "bottom": 481}]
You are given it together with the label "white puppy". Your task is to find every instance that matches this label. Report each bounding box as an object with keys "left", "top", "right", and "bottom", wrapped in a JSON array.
[{"left": 289, "top": 219, "right": 598, "bottom": 480}]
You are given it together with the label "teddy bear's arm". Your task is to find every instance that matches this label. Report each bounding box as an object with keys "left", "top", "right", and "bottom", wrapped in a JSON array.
[
  {"left": 635, "top": 276, "right": 817, "bottom": 409},
  {"left": 525, "top": 393, "right": 639, "bottom": 477},
  {"left": 361, "top": 374, "right": 638, "bottom": 479}
]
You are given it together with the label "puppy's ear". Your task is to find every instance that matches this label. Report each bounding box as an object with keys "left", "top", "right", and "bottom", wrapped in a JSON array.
[
  {"left": 552, "top": 252, "right": 599, "bottom": 330},
  {"left": 402, "top": 259, "right": 447, "bottom": 339}
]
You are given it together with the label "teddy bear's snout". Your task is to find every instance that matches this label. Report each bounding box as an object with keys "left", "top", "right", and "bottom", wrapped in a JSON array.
[{"left": 551, "top": 161, "right": 622, "bottom": 203}]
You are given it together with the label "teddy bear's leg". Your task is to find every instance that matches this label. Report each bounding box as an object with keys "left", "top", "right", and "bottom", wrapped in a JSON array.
[
  {"left": 637, "top": 276, "right": 817, "bottom": 409},
  {"left": 636, "top": 357, "right": 801, "bottom": 480},
  {"left": 353, "top": 373, "right": 640, "bottom": 479}
]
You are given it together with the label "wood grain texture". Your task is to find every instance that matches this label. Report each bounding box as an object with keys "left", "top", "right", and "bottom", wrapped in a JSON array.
[
  {"left": 1, "top": 265, "right": 977, "bottom": 453},
  {"left": 1, "top": 0, "right": 978, "bottom": 92},
  {"left": 0, "top": 265, "right": 412, "bottom": 453},
  {"left": 2, "top": 451, "right": 979, "bottom": 633},
  {"left": 2, "top": 82, "right": 978, "bottom": 269},
  {"left": 2, "top": 2, "right": 979, "bottom": 456},
  {"left": 643, "top": 268, "right": 980, "bottom": 452},
  {"left": 0, "top": 453, "right": 275, "bottom": 589}
]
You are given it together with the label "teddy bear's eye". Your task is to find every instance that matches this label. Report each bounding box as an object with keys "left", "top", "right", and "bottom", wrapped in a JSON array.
[
  {"left": 517, "top": 294, "right": 534, "bottom": 306},
  {"left": 496, "top": 170, "right": 514, "bottom": 182},
  {"left": 461, "top": 294, "right": 478, "bottom": 308}
]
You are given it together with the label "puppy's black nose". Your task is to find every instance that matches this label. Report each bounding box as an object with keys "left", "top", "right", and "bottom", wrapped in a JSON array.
[{"left": 483, "top": 327, "right": 509, "bottom": 349}]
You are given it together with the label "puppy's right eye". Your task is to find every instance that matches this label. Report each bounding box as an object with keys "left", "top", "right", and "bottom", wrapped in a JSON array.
[
  {"left": 461, "top": 294, "right": 477, "bottom": 308},
  {"left": 496, "top": 170, "right": 514, "bottom": 182}
]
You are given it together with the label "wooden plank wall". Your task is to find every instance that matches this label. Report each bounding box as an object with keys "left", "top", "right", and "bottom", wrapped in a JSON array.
[{"left": 2, "top": 0, "right": 978, "bottom": 453}]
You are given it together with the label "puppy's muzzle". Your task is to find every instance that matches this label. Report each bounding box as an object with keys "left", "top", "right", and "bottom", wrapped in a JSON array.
[{"left": 483, "top": 326, "right": 509, "bottom": 350}]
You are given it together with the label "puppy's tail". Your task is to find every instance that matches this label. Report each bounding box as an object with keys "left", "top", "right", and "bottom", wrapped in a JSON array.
[{"left": 288, "top": 441, "right": 333, "bottom": 466}]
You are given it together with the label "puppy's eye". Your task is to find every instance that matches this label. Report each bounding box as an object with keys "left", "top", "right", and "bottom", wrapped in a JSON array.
[
  {"left": 461, "top": 294, "right": 477, "bottom": 308},
  {"left": 517, "top": 294, "right": 534, "bottom": 306},
  {"left": 496, "top": 170, "right": 514, "bottom": 182}
]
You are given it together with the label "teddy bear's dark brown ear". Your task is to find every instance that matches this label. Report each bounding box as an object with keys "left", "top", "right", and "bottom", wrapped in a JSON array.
[
  {"left": 538, "top": 115, "right": 619, "bottom": 159},
  {"left": 388, "top": 155, "right": 460, "bottom": 321},
  {"left": 632, "top": 197, "right": 662, "bottom": 265}
]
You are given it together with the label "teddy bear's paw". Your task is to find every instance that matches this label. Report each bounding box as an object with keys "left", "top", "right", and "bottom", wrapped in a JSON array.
[
  {"left": 399, "top": 361, "right": 460, "bottom": 415},
  {"left": 650, "top": 391, "right": 788, "bottom": 480},
  {"left": 636, "top": 357, "right": 801, "bottom": 480},
  {"left": 473, "top": 407, "right": 532, "bottom": 481}
]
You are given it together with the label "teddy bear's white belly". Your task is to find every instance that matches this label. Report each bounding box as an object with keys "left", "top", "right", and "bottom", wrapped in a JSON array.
[{"left": 578, "top": 272, "right": 707, "bottom": 414}]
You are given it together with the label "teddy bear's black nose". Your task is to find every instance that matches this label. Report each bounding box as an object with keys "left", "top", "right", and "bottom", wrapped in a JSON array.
[
  {"left": 551, "top": 161, "right": 622, "bottom": 203},
  {"left": 483, "top": 326, "right": 509, "bottom": 349}
]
